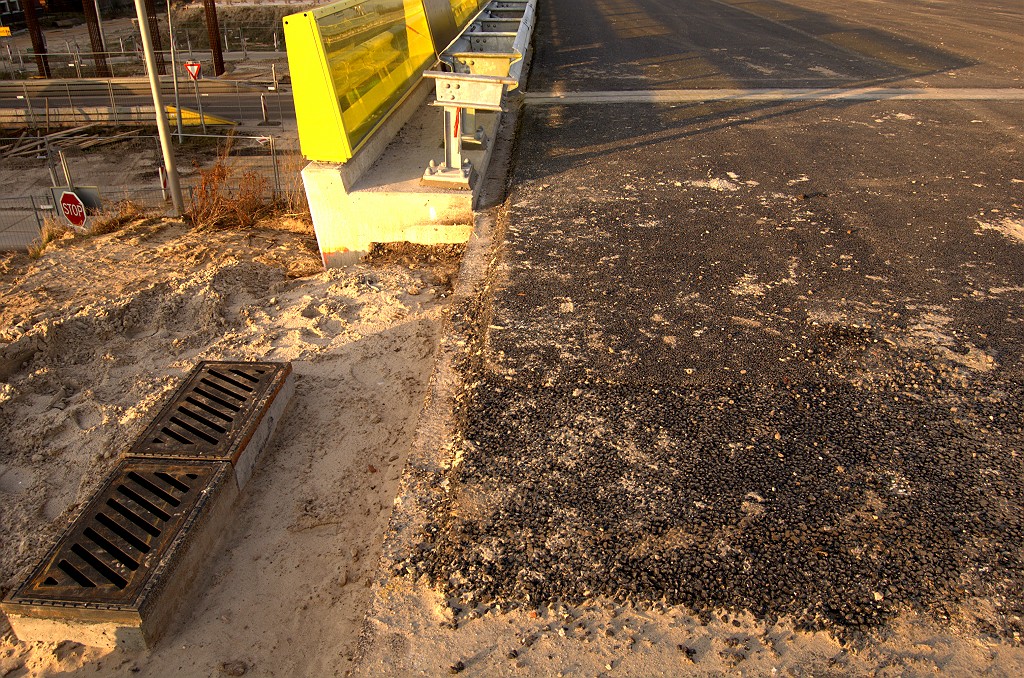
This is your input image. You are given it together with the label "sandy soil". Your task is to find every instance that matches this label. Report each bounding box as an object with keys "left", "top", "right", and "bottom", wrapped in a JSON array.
[{"left": 0, "top": 216, "right": 462, "bottom": 676}]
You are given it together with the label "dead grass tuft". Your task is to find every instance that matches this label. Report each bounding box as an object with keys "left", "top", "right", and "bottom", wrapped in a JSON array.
[
  {"left": 232, "top": 171, "right": 272, "bottom": 228},
  {"left": 185, "top": 133, "right": 279, "bottom": 229},
  {"left": 27, "top": 217, "right": 71, "bottom": 259},
  {"left": 186, "top": 162, "right": 232, "bottom": 229},
  {"left": 90, "top": 200, "right": 145, "bottom": 236},
  {"left": 278, "top": 151, "right": 311, "bottom": 223}
]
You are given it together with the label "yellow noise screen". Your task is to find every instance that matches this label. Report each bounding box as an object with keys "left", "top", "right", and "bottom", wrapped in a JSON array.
[{"left": 285, "top": 0, "right": 435, "bottom": 163}]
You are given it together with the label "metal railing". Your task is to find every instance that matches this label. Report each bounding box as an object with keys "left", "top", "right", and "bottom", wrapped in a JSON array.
[
  {"left": 1, "top": 29, "right": 288, "bottom": 81},
  {"left": 0, "top": 72, "right": 292, "bottom": 128},
  {"left": 422, "top": 0, "right": 535, "bottom": 187}
]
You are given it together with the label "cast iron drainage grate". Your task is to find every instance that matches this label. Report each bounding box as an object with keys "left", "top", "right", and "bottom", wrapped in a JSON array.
[
  {"left": 2, "top": 458, "right": 238, "bottom": 649},
  {"left": 130, "top": 361, "right": 294, "bottom": 488}
]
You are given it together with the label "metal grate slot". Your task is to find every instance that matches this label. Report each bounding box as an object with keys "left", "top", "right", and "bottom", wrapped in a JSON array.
[
  {"left": 155, "top": 471, "right": 191, "bottom": 493},
  {"left": 126, "top": 471, "right": 181, "bottom": 507},
  {"left": 130, "top": 361, "right": 292, "bottom": 463},
  {"left": 206, "top": 369, "right": 257, "bottom": 393},
  {"left": 177, "top": 405, "right": 228, "bottom": 433},
  {"left": 183, "top": 396, "right": 234, "bottom": 423},
  {"left": 70, "top": 543, "right": 129, "bottom": 589},
  {"left": 106, "top": 497, "right": 160, "bottom": 537},
  {"left": 3, "top": 459, "right": 231, "bottom": 612},
  {"left": 228, "top": 368, "right": 262, "bottom": 382},
  {"left": 116, "top": 484, "right": 172, "bottom": 522},
  {"left": 82, "top": 527, "right": 139, "bottom": 571},
  {"left": 96, "top": 512, "right": 152, "bottom": 553},
  {"left": 165, "top": 415, "right": 220, "bottom": 445},
  {"left": 57, "top": 560, "right": 95, "bottom": 588},
  {"left": 191, "top": 387, "right": 242, "bottom": 412},
  {"left": 198, "top": 377, "right": 248, "bottom": 401}
]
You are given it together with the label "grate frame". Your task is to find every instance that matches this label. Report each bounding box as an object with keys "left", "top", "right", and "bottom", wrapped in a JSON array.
[
  {"left": 129, "top": 361, "right": 293, "bottom": 469},
  {"left": 2, "top": 459, "right": 235, "bottom": 632}
]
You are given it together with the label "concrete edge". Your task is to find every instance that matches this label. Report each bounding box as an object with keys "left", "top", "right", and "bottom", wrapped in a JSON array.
[
  {"left": 354, "top": 98, "right": 524, "bottom": 666},
  {"left": 338, "top": 78, "right": 435, "bottom": 193}
]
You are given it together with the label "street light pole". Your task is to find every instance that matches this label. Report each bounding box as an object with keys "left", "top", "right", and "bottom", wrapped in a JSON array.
[{"left": 133, "top": 0, "right": 184, "bottom": 215}]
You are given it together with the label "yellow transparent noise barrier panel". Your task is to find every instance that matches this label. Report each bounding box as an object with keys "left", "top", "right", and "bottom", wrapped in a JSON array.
[
  {"left": 450, "top": 0, "right": 483, "bottom": 30},
  {"left": 284, "top": 0, "right": 435, "bottom": 163}
]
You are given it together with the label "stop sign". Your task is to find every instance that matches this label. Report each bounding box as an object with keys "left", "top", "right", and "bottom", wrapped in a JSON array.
[{"left": 59, "top": 190, "right": 87, "bottom": 229}]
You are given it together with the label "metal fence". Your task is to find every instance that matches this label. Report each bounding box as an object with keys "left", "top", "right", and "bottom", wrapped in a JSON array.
[
  {"left": 0, "top": 132, "right": 306, "bottom": 253},
  {"left": 0, "top": 194, "right": 44, "bottom": 251},
  {"left": 2, "top": 30, "right": 287, "bottom": 81},
  {"left": 0, "top": 73, "right": 292, "bottom": 128}
]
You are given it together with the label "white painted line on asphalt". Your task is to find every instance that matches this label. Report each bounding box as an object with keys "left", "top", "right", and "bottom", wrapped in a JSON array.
[{"left": 524, "top": 88, "right": 1024, "bottom": 105}]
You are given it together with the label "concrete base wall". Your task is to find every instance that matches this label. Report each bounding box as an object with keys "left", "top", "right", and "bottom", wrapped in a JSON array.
[
  {"left": 4, "top": 615, "right": 147, "bottom": 652},
  {"left": 303, "top": 162, "right": 476, "bottom": 266},
  {"left": 302, "top": 89, "right": 501, "bottom": 267}
]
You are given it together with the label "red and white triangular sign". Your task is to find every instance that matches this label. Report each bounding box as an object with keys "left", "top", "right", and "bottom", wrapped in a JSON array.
[{"left": 184, "top": 61, "right": 202, "bottom": 81}]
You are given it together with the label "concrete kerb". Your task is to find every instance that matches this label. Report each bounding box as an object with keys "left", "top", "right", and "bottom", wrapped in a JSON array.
[{"left": 354, "top": 95, "right": 524, "bottom": 668}]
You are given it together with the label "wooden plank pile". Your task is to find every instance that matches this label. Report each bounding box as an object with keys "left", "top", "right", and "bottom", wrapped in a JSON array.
[{"left": 0, "top": 126, "right": 143, "bottom": 159}]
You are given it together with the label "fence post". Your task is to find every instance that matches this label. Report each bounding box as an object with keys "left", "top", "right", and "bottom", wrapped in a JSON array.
[
  {"left": 30, "top": 195, "right": 43, "bottom": 239},
  {"left": 65, "top": 82, "right": 77, "bottom": 124},
  {"left": 108, "top": 80, "right": 119, "bottom": 125},
  {"left": 236, "top": 81, "right": 243, "bottom": 122},
  {"left": 270, "top": 135, "right": 281, "bottom": 200},
  {"left": 21, "top": 82, "right": 34, "bottom": 128},
  {"left": 260, "top": 93, "right": 269, "bottom": 124}
]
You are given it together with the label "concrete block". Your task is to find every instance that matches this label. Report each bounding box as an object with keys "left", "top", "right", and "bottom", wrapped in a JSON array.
[{"left": 302, "top": 87, "right": 499, "bottom": 267}]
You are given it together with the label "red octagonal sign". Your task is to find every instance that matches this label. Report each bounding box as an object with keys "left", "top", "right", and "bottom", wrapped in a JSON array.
[{"left": 59, "top": 190, "right": 87, "bottom": 229}]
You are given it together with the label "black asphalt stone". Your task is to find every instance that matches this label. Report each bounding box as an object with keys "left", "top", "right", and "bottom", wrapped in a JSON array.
[{"left": 403, "top": 1, "right": 1024, "bottom": 646}]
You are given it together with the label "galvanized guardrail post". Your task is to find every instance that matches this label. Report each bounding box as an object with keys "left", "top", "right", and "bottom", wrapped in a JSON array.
[{"left": 422, "top": 0, "right": 536, "bottom": 188}]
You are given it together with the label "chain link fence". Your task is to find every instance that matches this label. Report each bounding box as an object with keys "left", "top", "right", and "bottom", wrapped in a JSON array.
[
  {"left": 0, "top": 194, "right": 45, "bottom": 251},
  {"left": 0, "top": 132, "right": 306, "bottom": 253}
]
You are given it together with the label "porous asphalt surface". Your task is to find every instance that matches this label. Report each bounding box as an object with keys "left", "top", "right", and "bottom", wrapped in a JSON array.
[
  {"left": 530, "top": 0, "right": 1023, "bottom": 90},
  {"left": 403, "top": 0, "right": 1024, "bottom": 645}
]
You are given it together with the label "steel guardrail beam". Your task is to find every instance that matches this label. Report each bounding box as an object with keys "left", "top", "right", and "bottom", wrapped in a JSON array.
[{"left": 422, "top": 0, "right": 536, "bottom": 187}]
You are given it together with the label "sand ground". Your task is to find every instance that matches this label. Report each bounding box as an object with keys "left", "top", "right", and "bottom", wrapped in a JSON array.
[{"left": 0, "top": 217, "right": 462, "bottom": 676}]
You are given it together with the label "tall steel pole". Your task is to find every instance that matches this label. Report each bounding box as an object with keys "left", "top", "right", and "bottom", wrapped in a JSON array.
[
  {"left": 83, "top": 0, "right": 111, "bottom": 77},
  {"left": 134, "top": 0, "right": 184, "bottom": 215},
  {"left": 22, "top": 0, "right": 50, "bottom": 78},
  {"left": 93, "top": 0, "right": 108, "bottom": 51},
  {"left": 143, "top": 0, "right": 166, "bottom": 74},
  {"left": 203, "top": 0, "right": 225, "bottom": 76}
]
